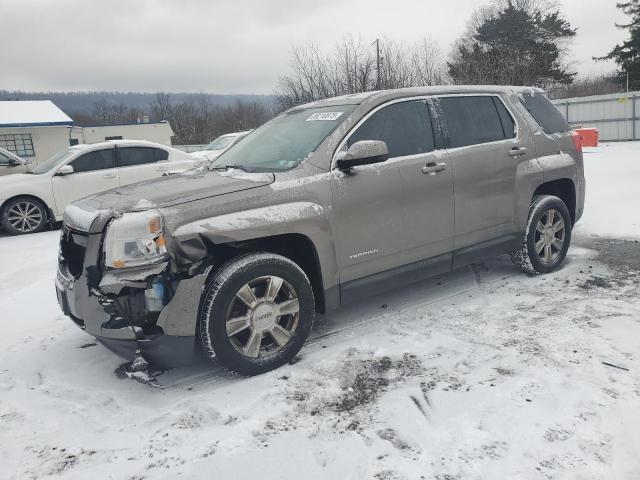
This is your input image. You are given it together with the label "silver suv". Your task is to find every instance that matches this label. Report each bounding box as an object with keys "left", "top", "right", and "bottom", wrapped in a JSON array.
[{"left": 56, "top": 86, "right": 585, "bottom": 375}]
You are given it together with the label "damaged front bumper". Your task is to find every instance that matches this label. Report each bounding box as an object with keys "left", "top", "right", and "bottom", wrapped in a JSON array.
[{"left": 55, "top": 225, "right": 208, "bottom": 368}]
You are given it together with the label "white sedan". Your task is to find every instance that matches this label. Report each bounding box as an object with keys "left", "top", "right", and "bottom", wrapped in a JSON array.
[
  {"left": 0, "top": 140, "right": 201, "bottom": 235},
  {"left": 190, "top": 130, "right": 252, "bottom": 161}
]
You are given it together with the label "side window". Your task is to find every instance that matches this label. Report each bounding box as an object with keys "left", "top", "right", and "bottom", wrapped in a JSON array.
[
  {"left": 493, "top": 98, "right": 516, "bottom": 139},
  {"left": 520, "top": 93, "right": 570, "bottom": 134},
  {"left": 118, "top": 147, "right": 159, "bottom": 167},
  {"left": 347, "top": 100, "right": 435, "bottom": 158},
  {"left": 439, "top": 96, "right": 506, "bottom": 148},
  {"left": 70, "top": 149, "right": 115, "bottom": 173}
]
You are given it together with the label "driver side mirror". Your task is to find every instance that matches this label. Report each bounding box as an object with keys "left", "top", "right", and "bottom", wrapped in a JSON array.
[
  {"left": 336, "top": 140, "right": 389, "bottom": 171},
  {"left": 8, "top": 159, "right": 20, "bottom": 167},
  {"left": 56, "top": 165, "right": 74, "bottom": 176}
]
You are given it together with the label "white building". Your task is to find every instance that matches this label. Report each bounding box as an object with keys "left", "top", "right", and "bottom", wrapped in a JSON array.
[
  {"left": 70, "top": 120, "right": 174, "bottom": 146},
  {"left": 0, "top": 101, "right": 175, "bottom": 166},
  {"left": 0, "top": 100, "right": 73, "bottom": 165}
]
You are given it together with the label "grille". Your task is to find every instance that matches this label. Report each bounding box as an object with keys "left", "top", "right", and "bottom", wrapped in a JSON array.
[{"left": 59, "top": 226, "right": 88, "bottom": 278}]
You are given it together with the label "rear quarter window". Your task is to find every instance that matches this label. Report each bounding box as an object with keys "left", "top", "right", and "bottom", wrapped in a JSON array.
[{"left": 520, "top": 93, "right": 570, "bottom": 134}]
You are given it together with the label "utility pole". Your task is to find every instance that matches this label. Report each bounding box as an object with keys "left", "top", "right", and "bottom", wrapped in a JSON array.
[{"left": 372, "top": 38, "right": 381, "bottom": 90}]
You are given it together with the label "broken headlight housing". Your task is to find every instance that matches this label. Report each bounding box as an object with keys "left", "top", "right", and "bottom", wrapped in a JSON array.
[{"left": 104, "top": 211, "right": 167, "bottom": 269}]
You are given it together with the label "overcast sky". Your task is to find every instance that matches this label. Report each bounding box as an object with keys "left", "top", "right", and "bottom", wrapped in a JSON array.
[{"left": 0, "top": 0, "right": 629, "bottom": 94}]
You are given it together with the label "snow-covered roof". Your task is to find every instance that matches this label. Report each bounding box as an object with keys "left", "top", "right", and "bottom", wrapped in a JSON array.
[{"left": 0, "top": 100, "right": 73, "bottom": 127}]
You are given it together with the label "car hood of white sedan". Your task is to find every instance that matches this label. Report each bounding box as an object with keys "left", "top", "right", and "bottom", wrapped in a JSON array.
[{"left": 0, "top": 172, "right": 45, "bottom": 187}]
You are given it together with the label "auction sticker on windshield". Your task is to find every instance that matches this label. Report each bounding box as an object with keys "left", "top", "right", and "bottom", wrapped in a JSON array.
[{"left": 306, "top": 112, "right": 344, "bottom": 121}]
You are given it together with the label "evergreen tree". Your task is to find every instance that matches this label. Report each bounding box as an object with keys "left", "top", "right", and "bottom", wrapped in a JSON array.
[
  {"left": 596, "top": 1, "right": 640, "bottom": 90},
  {"left": 448, "top": 0, "right": 576, "bottom": 87}
]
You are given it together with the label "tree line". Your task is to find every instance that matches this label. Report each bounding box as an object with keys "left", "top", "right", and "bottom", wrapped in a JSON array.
[{"left": 71, "top": 94, "right": 274, "bottom": 145}]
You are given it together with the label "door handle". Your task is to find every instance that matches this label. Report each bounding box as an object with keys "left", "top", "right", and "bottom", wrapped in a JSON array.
[
  {"left": 508, "top": 147, "right": 528, "bottom": 157},
  {"left": 102, "top": 173, "right": 116, "bottom": 179},
  {"left": 421, "top": 162, "right": 447, "bottom": 175}
]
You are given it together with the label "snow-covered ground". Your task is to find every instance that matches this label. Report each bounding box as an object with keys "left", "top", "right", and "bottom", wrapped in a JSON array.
[{"left": 1, "top": 143, "right": 639, "bottom": 480}]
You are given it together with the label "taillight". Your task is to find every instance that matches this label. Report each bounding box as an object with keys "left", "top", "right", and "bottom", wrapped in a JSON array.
[{"left": 571, "top": 130, "right": 583, "bottom": 153}]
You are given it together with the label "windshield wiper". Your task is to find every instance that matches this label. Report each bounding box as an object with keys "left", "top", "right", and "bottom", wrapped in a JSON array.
[{"left": 210, "top": 164, "right": 251, "bottom": 173}]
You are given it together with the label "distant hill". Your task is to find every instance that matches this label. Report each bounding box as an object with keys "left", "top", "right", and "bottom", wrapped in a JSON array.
[{"left": 0, "top": 91, "right": 275, "bottom": 118}]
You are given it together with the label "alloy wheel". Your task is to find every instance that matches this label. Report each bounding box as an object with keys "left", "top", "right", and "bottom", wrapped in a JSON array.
[
  {"left": 534, "top": 208, "right": 565, "bottom": 263},
  {"left": 7, "top": 201, "right": 44, "bottom": 233},
  {"left": 225, "top": 275, "right": 300, "bottom": 358}
]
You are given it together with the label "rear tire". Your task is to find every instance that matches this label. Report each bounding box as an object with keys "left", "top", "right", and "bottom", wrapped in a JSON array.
[
  {"left": 510, "top": 195, "right": 572, "bottom": 275},
  {"left": 1, "top": 196, "right": 48, "bottom": 235},
  {"left": 198, "top": 252, "right": 315, "bottom": 376}
]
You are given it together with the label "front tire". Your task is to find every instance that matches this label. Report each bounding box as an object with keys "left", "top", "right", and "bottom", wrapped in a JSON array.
[
  {"left": 199, "top": 252, "right": 315, "bottom": 376},
  {"left": 510, "top": 195, "right": 572, "bottom": 275},
  {"left": 1, "top": 197, "right": 48, "bottom": 235}
]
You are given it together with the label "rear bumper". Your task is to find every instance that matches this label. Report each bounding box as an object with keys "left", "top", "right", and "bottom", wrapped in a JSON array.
[{"left": 576, "top": 175, "right": 586, "bottom": 224}]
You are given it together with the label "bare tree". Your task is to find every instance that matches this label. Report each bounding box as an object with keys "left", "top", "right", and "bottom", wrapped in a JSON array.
[
  {"left": 377, "top": 38, "right": 414, "bottom": 89},
  {"left": 411, "top": 37, "right": 448, "bottom": 86},
  {"left": 92, "top": 100, "right": 141, "bottom": 125},
  {"left": 275, "top": 35, "right": 448, "bottom": 109},
  {"left": 150, "top": 92, "right": 171, "bottom": 121}
]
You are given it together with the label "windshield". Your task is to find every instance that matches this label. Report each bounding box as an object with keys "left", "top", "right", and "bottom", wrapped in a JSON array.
[
  {"left": 205, "top": 135, "right": 236, "bottom": 151},
  {"left": 211, "top": 105, "right": 356, "bottom": 172},
  {"left": 0, "top": 151, "right": 11, "bottom": 166},
  {"left": 30, "top": 148, "right": 77, "bottom": 174},
  {"left": 0, "top": 148, "right": 23, "bottom": 165}
]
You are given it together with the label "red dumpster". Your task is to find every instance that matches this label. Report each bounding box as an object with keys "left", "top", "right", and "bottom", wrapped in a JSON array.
[{"left": 573, "top": 128, "right": 598, "bottom": 147}]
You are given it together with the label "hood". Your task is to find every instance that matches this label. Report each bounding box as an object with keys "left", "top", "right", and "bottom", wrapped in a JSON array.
[
  {"left": 67, "top": 168, "right": 274, "bottom": 229},
  {"left": 0, "top": 165, "right": 29, "bottom": 177},
  {"left": 0, "top": 171, "right": 36, "bottom": 184}
]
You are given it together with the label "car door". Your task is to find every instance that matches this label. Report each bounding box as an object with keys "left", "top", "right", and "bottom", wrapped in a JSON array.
[
  {"left": 51, "top": 147, "right": 119, "bottom": 215},
  {"left": 435, "top": 95, "right": 536, "bottom": 265},
  {"left": 331, "top": 98, "right": 454, "bottom": 294},
  {"left": 116, "top": 146, "right": 170, "bottom": 185}
]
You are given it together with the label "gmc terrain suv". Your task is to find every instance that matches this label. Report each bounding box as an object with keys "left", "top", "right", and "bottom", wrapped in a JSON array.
[{"left": 56, "top": 86, "right": 585, "bottom": 375}]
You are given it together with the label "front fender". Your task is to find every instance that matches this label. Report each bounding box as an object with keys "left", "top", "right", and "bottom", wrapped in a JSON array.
[
  {"left": 0, "top": 177, "right": 55, "bottom": 216},
  {"left": 169, "top": 201, "right": 338, "bottom": 293}
]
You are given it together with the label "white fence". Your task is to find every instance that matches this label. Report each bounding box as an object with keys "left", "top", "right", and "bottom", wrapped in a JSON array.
[{"left": 552, "top": 91, "right": 640, "bottom": 142}]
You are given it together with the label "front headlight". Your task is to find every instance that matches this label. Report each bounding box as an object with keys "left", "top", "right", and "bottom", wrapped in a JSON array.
[{"left": 104, "top": 211, "right": 167, "bottom": 269}]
